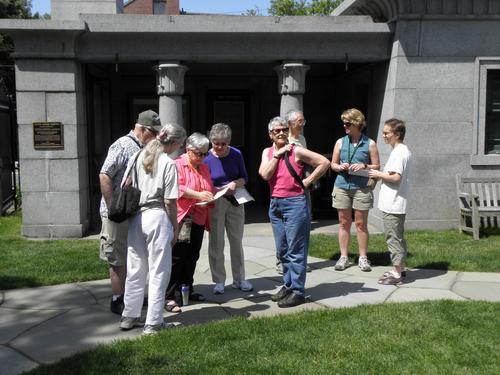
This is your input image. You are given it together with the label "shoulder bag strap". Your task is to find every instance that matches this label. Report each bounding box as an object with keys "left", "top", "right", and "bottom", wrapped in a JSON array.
[
  {"left": 123, "top": 150, "right": 142, "bottom": 186},
  {"left": 283, "top": 150, "right": 306, "bottom": 191}
]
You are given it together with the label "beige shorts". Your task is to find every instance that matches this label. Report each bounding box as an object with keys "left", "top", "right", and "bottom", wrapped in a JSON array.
[
  {"left": 99, "top": 216, "right": 128, "bottom": 267},
  {"left": 332, "top": 187, "right": 373, "bottom": 211}
]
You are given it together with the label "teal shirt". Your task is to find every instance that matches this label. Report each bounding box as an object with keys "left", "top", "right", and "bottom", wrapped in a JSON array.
[{"left": 334, "top": 134, "right": 371, "bottom": 190}]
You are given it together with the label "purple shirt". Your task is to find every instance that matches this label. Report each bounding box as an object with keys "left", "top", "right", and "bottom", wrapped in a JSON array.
[{"left": 204, "top": 146, "right": 248, "bottom": 188}]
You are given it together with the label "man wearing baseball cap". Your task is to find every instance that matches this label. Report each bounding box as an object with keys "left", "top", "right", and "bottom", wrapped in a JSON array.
[{"left": 99, "top": 109, "right": 160, "bottom": 314}]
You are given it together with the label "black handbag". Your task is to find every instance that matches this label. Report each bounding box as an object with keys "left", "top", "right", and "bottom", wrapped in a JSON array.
[{"left": 108, "top": 151, "right": 142, "bottom": 223}]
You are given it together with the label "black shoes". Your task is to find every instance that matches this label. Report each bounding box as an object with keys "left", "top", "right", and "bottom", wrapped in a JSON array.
[
  {"left": 110, "top": 295, "right": 124, "bottom": 315},
  {"left": 271, "top": 286, "right": 292, "bottom": 302},
  {"left": 278, "top": 292, "right": 306, "bottom": 308}
]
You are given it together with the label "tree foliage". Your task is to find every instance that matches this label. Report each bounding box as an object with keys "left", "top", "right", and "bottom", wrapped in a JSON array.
[
  {"left": 268, "top": 0, "right": 343, "bottom": 16},
  {"left": 0, "top": 0, "right": 35, "bottom": 98}
]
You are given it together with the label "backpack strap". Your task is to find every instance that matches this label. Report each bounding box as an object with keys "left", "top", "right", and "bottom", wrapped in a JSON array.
[{"left": 126, "top": 134, "right": 141, "bottom": 148}]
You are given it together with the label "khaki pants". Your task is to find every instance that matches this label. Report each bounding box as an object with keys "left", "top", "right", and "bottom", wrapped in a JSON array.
[
  {"left": 383, "top": 212, "right": 407, "bottom": 267},
  {"left": 99, "top": 216, "right": 128, "bottom": 267},
  {"left": 208, "top": 197, "right": 246, "bottom": 284}
]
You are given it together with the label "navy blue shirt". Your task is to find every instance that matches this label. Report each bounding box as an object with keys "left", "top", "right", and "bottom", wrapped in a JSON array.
[{"left": 204, "top": 146, "right": 248, "bottom": 188}]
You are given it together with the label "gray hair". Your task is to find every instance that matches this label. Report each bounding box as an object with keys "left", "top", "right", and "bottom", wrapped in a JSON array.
[
  {"left": 186, "top": 132, "right": 210, "bottom": 151},
  {"left": 285, "top": 110, "right": 303, "bottom": 124},
  {"left": 157, "top": 123, "right": 187, "bottom": 145},
  {"left": 209, "top": 123, "right": 232, "bottom": 142},
  {"left": 268, "top": 116, "right": 286, "bottom": 132}
]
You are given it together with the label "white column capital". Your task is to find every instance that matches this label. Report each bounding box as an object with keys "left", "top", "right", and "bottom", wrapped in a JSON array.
[
  {"left": 154, "top": 63, "right": 189, "bottom": 96},
  {"left": 274, "top": 61, "right": 310, "bottom": 95}
]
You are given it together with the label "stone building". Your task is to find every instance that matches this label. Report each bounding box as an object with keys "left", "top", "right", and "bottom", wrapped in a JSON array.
[{"left": 0, "top": 0, "right": 498, "bottom": 237}]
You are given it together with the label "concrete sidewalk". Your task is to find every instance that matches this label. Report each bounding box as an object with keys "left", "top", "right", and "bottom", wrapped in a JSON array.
[{"left": 1, "top": 220, "right": 500, "bottom": 375}]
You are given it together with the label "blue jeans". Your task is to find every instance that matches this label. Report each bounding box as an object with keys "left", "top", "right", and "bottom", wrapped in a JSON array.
[{"left": 269, "top": 194, "right": 310, "bottom": 297}]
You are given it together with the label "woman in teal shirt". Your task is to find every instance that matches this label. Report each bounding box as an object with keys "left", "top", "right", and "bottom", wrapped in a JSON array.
[{"left": 330, "top": 108, "right": 380, "bottom": 272}]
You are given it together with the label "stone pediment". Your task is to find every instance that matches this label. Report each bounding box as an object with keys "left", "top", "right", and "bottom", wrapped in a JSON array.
[{"left": 334, "top": 0, "right": 500, "bottom": 22}]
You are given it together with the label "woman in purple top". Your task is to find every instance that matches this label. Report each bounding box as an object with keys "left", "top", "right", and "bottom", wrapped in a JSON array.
[{"left": 204, "top": 123, "right": 253, "bottom": 295}]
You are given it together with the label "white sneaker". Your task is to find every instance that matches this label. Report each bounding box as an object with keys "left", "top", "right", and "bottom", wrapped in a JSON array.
[
  {"left": 232, "top": 280, "right": 253, "bottom": 292},
  {"left": 143, "top": 321, "right": 176, "bottom": 335},
  {"left": 119, "top": 316, "right": 144, "bottom": 331},
  {"left": 358, "top": 256, "right": 372, "bottom": 272},
  {"left": 334, "top": 256, "right": 351, "bottom": 271},
  {"left": 213, "top": 283, "right": 225, "bottom": 295}
]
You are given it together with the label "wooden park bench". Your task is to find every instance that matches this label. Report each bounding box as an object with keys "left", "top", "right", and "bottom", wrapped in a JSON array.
[{"left": 456, "top": 175, "right": 500, "bottom": 239}]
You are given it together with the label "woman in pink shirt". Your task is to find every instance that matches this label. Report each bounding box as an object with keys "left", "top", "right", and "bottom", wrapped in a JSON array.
[
  {"left": 259, "top": 117, "right": 329, "bottom": 308},
  {"left": 165, "top": 133, "right": 215, "bottom": 312}
]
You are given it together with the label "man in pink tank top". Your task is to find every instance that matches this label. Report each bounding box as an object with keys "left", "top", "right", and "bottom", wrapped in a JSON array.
[{"left": 259, "top": 116, "right": 329, "bottom": 307}]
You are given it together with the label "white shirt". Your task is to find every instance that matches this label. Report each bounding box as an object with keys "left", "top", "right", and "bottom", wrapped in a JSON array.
[
  {"left": 378, "top": 143, "right": 412, "bottom": 214},
  {"left": 125, "top": 150, "right": 178, "bottom": 211},
  {"left": 289, "top": 134, "right": 307, "bottom": 148}
]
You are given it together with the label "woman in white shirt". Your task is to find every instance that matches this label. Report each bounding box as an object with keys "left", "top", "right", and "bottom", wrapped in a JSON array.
[
  {"left": 119, "top": 123, "right": 186, "bottom": 335},
  {"left": 369, "top": 118, "right": 412, "bottom": 285}
]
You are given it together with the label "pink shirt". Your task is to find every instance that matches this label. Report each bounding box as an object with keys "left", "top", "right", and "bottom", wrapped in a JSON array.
[
  {"left": 266, "top": 145, "right": 305, "bottom": 198},
  {"left": 175, "top": 154, "right": 215, "bottom": 230}
]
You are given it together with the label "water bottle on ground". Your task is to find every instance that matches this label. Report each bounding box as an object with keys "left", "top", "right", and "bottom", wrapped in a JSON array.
[{"left": 181, "top": 284, "right": 189, "bottom": 306}]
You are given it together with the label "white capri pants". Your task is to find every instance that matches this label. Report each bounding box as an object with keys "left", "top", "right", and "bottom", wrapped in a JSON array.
[{"left": 123, "top": 208, "right": 173, "bottom": 326}]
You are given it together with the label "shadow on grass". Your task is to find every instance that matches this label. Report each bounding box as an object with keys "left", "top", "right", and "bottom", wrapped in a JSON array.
[{"left": 0, "top": 276, "right": 42, "bottom": 290}]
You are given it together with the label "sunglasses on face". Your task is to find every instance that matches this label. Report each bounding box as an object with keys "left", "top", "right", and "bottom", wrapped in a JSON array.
[
  {"left": 212, "top": 141, "right": 228, "bottom": 147},
  {"left": 189, "top": 149, "right": 209, "bottom": 158},
  {"left": 343, "top": 122, "right": 353, "bottom": 127},
  {"left": 271, "top": 127, "right": 289, "bottom": 135}
]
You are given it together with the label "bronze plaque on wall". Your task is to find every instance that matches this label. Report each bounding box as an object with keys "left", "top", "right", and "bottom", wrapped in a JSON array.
[{"left": 33, "top": 122, "right": 64, "bottom": 150}]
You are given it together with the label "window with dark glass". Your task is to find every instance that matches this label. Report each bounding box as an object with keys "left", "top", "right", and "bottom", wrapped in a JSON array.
[
  {"left": 486, "top": 70, "right": 500, "bottom": 154},
  {"left": 153, "top": 0, "right": 166, "bottom": 14}
]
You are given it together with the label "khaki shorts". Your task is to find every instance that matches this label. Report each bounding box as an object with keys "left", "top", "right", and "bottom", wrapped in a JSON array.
[
  {"left": 99, "top": 216, "right": 128, "bottom": 267},
  {"left": 332, "top": 187, "right": 373, "bottom": 211}
]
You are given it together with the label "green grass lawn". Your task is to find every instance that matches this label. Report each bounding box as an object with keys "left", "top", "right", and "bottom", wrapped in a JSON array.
[
  {"left": 0, "top": 213, "right": 107, "bottom": 290},
  {"left": 24, "top": 300, "right": 500, "bottom": 374},
  {"left": 309, "top": 229, "right": 500, "bottom": 273}
]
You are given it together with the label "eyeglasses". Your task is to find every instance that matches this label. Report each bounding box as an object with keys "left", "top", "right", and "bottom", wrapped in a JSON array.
[
  {"left": 343, "top": 122, "right": 353, "bottom": 127},
  {"left": 212, "top": 141, "right": 228, "bottom": 147},
  {"left": 296, "top": 119, "right": 306, "bottom": 126},
  {"left": 142, "top": 125, "right": 158, "bottom": 134},
  {"left": 271, "top": 128, "right": 289, "bottom": 135},
  {"left": 189, "top": 149, "right": 209, "bottom": 158}
]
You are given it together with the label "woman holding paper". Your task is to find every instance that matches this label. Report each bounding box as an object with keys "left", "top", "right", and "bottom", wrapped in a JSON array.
[
  {"left": 204, "top": 123, "right": 253, "bottom": 295},
  {"left": 165, "top": 133, "right": 215, "bottom": 313},
  {"left": 330, "top": 108, "right": 380, "bottom": 272}
]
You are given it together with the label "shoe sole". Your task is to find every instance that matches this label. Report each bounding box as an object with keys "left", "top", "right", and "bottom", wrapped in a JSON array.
[
  {"left": 378, "top": 279, "right": 403, "bottom": 286},
  {"left": 278, "top": 298, "right": 306, "bottom": 308},
  {"left": 120, "top": 322, "right": 144, "bottom": 331}
]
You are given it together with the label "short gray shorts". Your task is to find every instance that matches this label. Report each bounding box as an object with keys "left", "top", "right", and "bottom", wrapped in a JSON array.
[
  {"left": 332, "top": 187, "right": 373, "bottom": 211},
  {"left": 99, "top": 216, "right": 128, "bottom": 267}
]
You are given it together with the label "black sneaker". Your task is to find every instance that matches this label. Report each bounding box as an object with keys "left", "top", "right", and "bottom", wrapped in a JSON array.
[
  {"left": 110, "top": 295, "right": 124, "bottom": 315},
  {"left": 271, "top": 286, "right": 292, "bottom": 302},
  {"left": 278, "top": 292, "right": 305, "bottom": 308}
]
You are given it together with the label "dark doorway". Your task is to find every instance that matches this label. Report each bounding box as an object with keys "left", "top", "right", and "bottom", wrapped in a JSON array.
[{"left": 207, "top": 90, "right": 253, "bottom": 182}]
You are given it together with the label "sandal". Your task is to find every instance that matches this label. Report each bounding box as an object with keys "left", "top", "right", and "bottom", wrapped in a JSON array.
[{"left": 165, "top": 300, "right": 182, "bottom": 313}]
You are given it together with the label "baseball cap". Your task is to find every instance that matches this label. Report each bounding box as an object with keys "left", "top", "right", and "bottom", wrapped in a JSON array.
[{"left": 137, "top": 110, "right": 162, "bottom": 132}]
